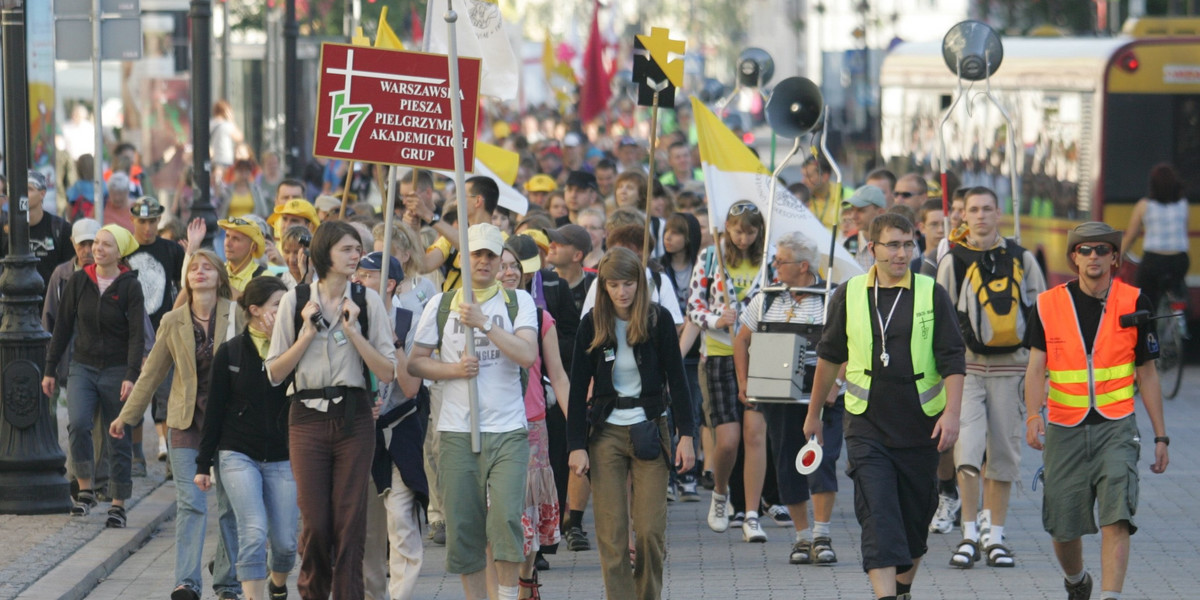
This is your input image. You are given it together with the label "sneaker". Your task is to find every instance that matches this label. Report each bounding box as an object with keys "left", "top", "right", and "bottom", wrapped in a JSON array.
[
  {"left": 666, "top": 483, "right": 678, "bottom": 502},
  {"left": 566, "top": 526, "right": 590, "bottom": 551},
  {"left": 171, "top": 586, "right": 200, "bottom": 600},
  {"left": 929, "top": 492, "right": 961, "bottom": 534},
  {"left": 534, "top": 551, "right": 550, "bottom": 571},
  {"left": 729, "top": 511, "right": 746, "bottom": 528},
  {"left": 1064, "top": 572, "right": 1093, "bottom": 600},
  {"left": 897, "top": 594, "right": 912, "bottom": 600},
  {"left": 707, "top": 494, "right": 730, "bottom": 533},
  {"left": 700, "top": 470, "right": 716, "bottom": 490},
  {"left": 763, "top": 504, "right": 793, "bottom": 527},
  {"left": 679, "top": 480, "right": 701, "bottom": 502},
  {"left": 131, "top": 458, "right": 147, "bottom": 478},
  {"left": 741, "top": 517, "right": 768, "bottom": 543},
  {"left": 429, "top": 520, "right": 446, "bottom": 545},
  {"left": 216, "top": 591, "right": 240, "bottom": 600},
  {"left": 268, "top": 580, "right": 288, "bottom": 600},
  {"left": 158, "top": 437, "right": 168, "bottom": 461},
  {"left": 71, "top": 490, "right": 97, "bottom": 517}
]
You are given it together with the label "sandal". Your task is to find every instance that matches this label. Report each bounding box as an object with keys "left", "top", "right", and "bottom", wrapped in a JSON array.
[
  {"left": 789, "top": 539, "right": 813, "bottom": 565},
  {"left": 71, "top": 490, "right": 97, "bottom": 517},
  {"left": 812, "top": 536, "right": 838, "bottom": 564},
  {"left": 518, "top": 571, "right": 542, "bottom": 600},
  {"left": 949, "top": 538, "right": 981, "bottom": 568},
  {"left": 105, "top": 505, "right": 127, "bottom": 528},
  {"left": 985, "top": 542, "right": 1015, "bottom": 567},
  {"left": 170, "top": 585, "right": 200, "bottom": 600}
]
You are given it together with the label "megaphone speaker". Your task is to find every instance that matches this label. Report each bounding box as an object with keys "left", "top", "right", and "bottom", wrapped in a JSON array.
[
  {"left": 766, "top": 77, "right": 823, "bottom": 138},
  {"left": 942, "top": 20, "right": 1004, "bottom": 81},
  {"left": 737, "top": 48, "right": 775, "bottom": 88}
]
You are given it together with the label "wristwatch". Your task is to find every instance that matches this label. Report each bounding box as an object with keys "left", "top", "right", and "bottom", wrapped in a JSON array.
[
  {"left": 481, "top": 320, "right": 493, "bottom": 334},
  {"left": 428, "top": 212, "right": 441, "bottom": 225},
  {"left": 1154, "top": 436, "right": 1170, "bottom": 446}
]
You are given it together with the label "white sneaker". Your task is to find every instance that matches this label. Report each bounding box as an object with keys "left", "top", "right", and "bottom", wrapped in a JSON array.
[
  {"left": 157, "top": 437, "right": 168, "bottom": 461},
  {"left": 929, "top": 493, "right": 961, "bottom": 534},
  {"left": 742, "top": 517, "right": 768, "bottom": 543},
  {"left": 707, "top": 494, "right": 730, "bottom": 533}
]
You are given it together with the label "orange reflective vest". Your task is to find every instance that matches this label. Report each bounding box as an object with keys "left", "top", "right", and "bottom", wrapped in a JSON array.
[{"left": 1037, "top": 279, "right": 1139, "bottom": 427}]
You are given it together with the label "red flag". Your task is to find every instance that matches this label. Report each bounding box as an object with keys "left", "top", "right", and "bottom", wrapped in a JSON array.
[
  {"left": 579, "top": 0, "right": 611, "bottom": 125},
  {"left": 411, "top": 4, "right": 424, "bottom": 47}
]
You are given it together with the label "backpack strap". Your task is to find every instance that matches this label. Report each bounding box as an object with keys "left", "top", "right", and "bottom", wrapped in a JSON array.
[
  {"left": 293, "top": 283, "right": 311, "bottom": 338},
  {"left": 435, "top": 291, "right": 455, "bottom": 351}
]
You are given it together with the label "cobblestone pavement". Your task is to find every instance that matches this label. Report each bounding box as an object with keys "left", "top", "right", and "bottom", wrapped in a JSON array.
[
  {"left": 0, "top": 405, "right": 166, "bottom": 600},
  {"left": 10, "top": 367, "right": 1200, "bottom": 599}
]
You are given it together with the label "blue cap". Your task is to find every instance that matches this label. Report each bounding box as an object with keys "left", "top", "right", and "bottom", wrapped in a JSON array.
[{"left": 358, "top": 251, "right": 404, "bottom": 283}]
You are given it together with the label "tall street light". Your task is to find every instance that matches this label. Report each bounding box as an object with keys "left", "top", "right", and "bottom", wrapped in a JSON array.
[
  {"left": 284, "top": 0, "right": 300, "bottom": 177},
  {"left": 190, "top": 0, "right": 216, "bottom": 247},
  {"left": 0, "top": 0, "right": 71, "bottom": 515}
]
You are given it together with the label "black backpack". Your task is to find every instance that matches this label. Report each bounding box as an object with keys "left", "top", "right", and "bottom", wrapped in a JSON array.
[{"left": 292, "top": 282, "right": 373, "bottom": 387}]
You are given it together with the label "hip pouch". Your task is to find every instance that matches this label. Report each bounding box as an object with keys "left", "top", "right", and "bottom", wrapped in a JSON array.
[{"left": 629, "top": 419, "right": 662, "bottom": 461}]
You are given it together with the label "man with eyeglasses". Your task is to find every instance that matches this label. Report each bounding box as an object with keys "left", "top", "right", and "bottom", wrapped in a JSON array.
[
  {"left": 936, "top": 186, "right": 1045, "bottom": 570},
  {"left": 804, "top": 212, "right": 965, "bottom": 600},
  {"left": 1023, "top": 222, "right": 1168, "bottom": 600},
  {"left": 411, "top": 175, "right": 502, "bottom": 292}
]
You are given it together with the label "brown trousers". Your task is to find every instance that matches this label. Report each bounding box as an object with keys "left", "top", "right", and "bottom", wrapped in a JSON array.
[
  {"left": 589, "top": 418, "right": 670, "bottom": 600},
  {"left": 290, "top": 407, "right": 375, "bottom": 600}
]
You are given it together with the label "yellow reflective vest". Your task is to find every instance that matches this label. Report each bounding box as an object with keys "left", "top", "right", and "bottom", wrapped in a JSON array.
[{"left": 843, "top": 272, "right": 946, "bottom": 416}]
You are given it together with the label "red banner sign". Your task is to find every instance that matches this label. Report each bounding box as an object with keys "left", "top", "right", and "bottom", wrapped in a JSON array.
[{"left": 313, "top": 43, "right": 482, "bottom": 171}]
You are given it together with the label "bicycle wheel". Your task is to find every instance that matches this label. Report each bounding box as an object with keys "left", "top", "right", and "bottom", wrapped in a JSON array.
[{"left": 1155, "top": 298, "right": 1185, "bottom": 400}]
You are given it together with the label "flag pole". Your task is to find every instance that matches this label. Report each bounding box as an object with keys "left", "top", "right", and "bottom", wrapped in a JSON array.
[
  {"left": 339, "top": 161, "right": 355, "bottom": 219},
  {"left": 818, "top": 109, "right": 841, "bottom": 322},
  {"left": 379, "top": 165, "right": 399, "bottom": 298},
  {"left": 445, "top": 0, "right": 482, "bottom": 454},
  {"left": 642, "top": 80, "right": 668, "bottom": 264}
]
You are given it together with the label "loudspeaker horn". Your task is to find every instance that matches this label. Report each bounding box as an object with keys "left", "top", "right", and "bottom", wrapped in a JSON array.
[
  {"left": 765, "top": 76, "right": 823, "bottom": 138},
  {"left": 942, "top": 20, "right": 1003, "bottom": 81},
  {"left": 737, "top": 48, "right": 775, "bottom": 88}
]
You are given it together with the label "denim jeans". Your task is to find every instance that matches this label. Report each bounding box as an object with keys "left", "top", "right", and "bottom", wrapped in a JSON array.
[
  {"left": 66, "top": 362, "right": 132, "bottom": 500},
  {"left": 169, "top": 435, "right": 241, "bottom": 595},
  {"left": 218, "top": 450, "right": 299, "bottom": 582}
]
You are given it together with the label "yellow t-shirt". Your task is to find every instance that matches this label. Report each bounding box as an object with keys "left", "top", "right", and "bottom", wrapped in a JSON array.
[
  {"left": 704, "top": 260, "right": 760, "bottom": 356},
  {"left": 227, "top": 191, "right": 255, "bottom": 218}
]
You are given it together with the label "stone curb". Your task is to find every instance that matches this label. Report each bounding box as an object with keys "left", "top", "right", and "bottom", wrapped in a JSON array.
[{"left": 16, "top": 483, "right": 176, "bottom": 600}]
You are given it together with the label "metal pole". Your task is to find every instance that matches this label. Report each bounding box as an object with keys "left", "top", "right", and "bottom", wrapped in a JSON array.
[
  {"left": 761, "top": 136, "right": 803, "bottom": 283},
  {"left": 92, "top": 0, "right": 104, "bottom": 224},
  {"left": 285, "top": 0, "right": 301, "bottom": 176},
  {"left": 445, "top": 0, "right": 481, "bottom": 453},
  {"left": 0, "top": 0, "right": 71, "bottom": 515},
  {"left": 190, "top": 0, "right": 217, "bottom": 247},
  {"left": 221, "top": 0, "right": 231, "bottom": 103}
]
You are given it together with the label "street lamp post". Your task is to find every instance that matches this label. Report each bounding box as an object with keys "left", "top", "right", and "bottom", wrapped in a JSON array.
[
  {"left": 284, "top": 0, "right": 301, "bottom": 177},
  {"left": 0, "top": 0, "right": 71, "bottom": 515},
  {"left": 190, "top": 0, "right": 216, "bottom": 247}
]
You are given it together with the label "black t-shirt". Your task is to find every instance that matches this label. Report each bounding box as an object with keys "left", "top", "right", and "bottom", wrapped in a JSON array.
[
  {"left": 1, "top": 212, "right": 74, "bottom": 295},
  {"left": 549, "top": 270, "right": 595, "bottom": 372},
  {"left": 818, "top": 273, "right": 966, "bottom": 448},
  {"left": 1024, "top": 280, "right": 1157, "bottom": 425},
  {"left": 127, "top": 237, "right": 185, "bottom": 330}
]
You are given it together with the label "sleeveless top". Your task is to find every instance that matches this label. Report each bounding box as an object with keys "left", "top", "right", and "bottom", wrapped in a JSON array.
[{"left": 1142, "top": 198, "right": 1189, "bottom": 253}]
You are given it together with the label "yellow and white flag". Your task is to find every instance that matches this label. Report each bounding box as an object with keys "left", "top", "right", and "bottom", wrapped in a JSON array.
[
  {"left": 426, "top": 0, "right": 519, "bottom": 100},
  {"left": 692, "top": 97, "right": 862, "bottom": 283},
  {"left": 434, "top": 142, "right": 529, "bottom": 216}
]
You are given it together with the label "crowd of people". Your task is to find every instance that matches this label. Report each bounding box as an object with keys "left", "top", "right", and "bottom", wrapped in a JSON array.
[{"left": 8, "top": 106, "right": 1182, "bottom": 600}]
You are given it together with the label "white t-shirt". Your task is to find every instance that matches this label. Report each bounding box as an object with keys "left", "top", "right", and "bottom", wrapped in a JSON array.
[
  {"left": 414, "top": 288, "right": 538, "bottom": 433},
  {"left": 581, "top": 267, "right": 685, "bottom": 325}
]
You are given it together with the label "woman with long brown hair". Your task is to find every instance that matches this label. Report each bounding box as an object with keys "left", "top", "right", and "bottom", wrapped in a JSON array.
[
  {"left": 109, "top": 249, "right": 242, "bottom": 600},
  {"left": 567, "top": 247, "right": 695, "bottom": 600}
]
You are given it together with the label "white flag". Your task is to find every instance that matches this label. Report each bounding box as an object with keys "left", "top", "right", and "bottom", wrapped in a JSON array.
[
  {"left": 426, "top": 0, "right": 519, "bottom": 101},
  {"left": 692, "top": 97, "right": 863, "bottom": 283}
]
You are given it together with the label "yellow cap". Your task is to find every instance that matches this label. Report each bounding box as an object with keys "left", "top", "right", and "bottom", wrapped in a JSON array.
[
  {"left": 218, "top": 217, "right": 266, "bottom": 259},
  {"left": 525, "top": 174, "right": 558, "bottom": 193},
  {"left": 267, "top": 199, "right": 321, "bottom": 228}
]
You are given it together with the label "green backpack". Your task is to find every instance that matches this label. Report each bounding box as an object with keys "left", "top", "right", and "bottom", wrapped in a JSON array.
[{"left": 435, "top": 288, "right": 528, "bottom": 393}]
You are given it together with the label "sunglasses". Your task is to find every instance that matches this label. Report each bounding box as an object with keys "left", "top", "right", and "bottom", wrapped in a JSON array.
[
  {"left": 1075, "top": 244, "right": 1113, "bottom": 257},
  {"left": 729, "top": 203, "right": 760, "bottom": 216}
]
